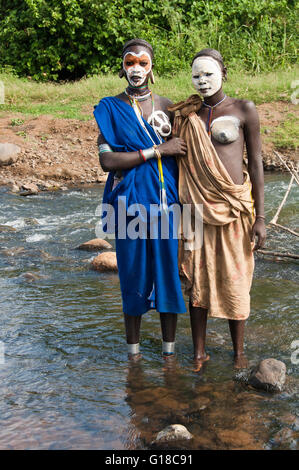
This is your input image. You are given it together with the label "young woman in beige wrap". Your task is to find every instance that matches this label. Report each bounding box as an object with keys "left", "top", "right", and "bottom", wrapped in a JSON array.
[{"left": 170, "top": 49, "right": 266, "bottom": 369}]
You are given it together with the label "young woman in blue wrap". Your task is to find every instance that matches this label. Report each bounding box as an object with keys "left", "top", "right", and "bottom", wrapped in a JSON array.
[{"left": 93, "top": 39, "right": 187, "bottom": 359}]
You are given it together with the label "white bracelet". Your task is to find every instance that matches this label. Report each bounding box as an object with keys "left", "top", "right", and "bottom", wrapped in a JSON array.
[
  {"left": 142, "top": 147, "right": 156, "bottom": 160},
  {"left": 99, "top": 143, "right": 113, "bottom": 154}
]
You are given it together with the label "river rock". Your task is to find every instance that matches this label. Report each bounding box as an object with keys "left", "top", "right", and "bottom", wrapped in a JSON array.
[
  {"left": 153, "top": 425, "right": 193, "bottom": 444},
  {"left": 91, "top": 251, "right": 118, "bottom": 272},
  {"left": 20, "top": 272, "right": 47, "bottom": 282},
  {"left": 0, "top": 143, "right": 21, "bottom": 166},
  {"left": 97, "top": 175, "right": 108, "bottom": 183},
  {"left": 2, "top": 247, "right": 26, "bottom": 256},
  {"left": 20, "top": 182, "right": 39, "bottom": 195},
  {"left": 0, "top": 224, "right": 17, "bottom": 232},
  {"left": 21, "top": 272, "right": 40, "bottom": 281},
  {"left": 10, "top": 183, "right": 20, "bottom": 193},
  {"left": 77, "top": 238, "right": 112, "bottom": 251},
  {"left": 249, "top": 358, "right": 286, "bottom": 392},
  {"left": 24, "top": 218, "right": 39, "bottom": 226}
]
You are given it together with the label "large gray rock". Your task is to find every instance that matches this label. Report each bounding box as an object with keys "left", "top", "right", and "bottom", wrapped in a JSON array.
[
  {"left": 249, "top": 358, "right": 286, "bottom": 392},
  {"left": 0, "top": 143, "right": 21, "bottom": 166},
  {"left": 153, "top": 424, "right": 193, "bottom": 444}
]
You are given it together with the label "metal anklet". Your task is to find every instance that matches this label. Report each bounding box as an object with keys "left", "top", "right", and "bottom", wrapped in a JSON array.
[
  {"left": 127, "top": 343, "right": 140, "bottom": 355},
  {"left": 162, "top": 341, "right": 175, "bottom": 355}
]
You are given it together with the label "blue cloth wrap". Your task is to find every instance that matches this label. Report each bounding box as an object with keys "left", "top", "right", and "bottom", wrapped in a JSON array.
[{"left": 93, "top": 97, "right": 186, "bottom": 315}]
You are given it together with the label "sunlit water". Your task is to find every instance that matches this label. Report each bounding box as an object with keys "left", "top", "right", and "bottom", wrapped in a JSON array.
[{"left": 0, "top": 173, "right": 298, "bottom": 450}]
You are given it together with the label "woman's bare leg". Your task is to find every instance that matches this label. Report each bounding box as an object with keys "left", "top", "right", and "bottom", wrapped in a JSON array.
[
  {"left": 124, "top": 313, "right": 142, "bottom": 358},
  {"left": 189, "top": 301, "right": 210, "bottom": 370},
  {"left": 160, "top": 313, "right": 177, "bottom": 359},
  {"left": 228, "top": 319, "right": 248, "bottom": 368}
]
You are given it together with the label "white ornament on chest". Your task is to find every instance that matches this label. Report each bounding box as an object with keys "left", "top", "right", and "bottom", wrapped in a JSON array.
[{"left": 148, "top": 110, "right": 172, "bottom": 137}]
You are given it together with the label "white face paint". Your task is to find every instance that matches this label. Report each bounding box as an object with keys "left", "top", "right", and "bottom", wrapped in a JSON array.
[
  {"left": 123, "top": 51, "right": 152, "bottom": 87},
  {"left": 192, "top": 57, "right": 223, "bottom": 98}
]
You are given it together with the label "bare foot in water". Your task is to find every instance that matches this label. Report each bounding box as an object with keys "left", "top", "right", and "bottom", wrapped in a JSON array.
[
  {"left": 234, "top": 353, "right": 248, "bottom": 369},
  {"left": 193, "top": 354, "right": 210, "bottom": 372},
  {"left": 128, "top": 353, "right": 142, "bottom": 362},
  {"left": 162, "top": 354, "right": 177, "bottom": 370}
]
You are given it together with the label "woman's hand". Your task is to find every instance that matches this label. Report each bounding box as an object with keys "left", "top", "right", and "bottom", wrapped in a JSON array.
[
  {"left": 251, "top": 219, "right": 266, "bottom": 251},
  {"left": 158, "top": 137, "right": 187, "bottom": 157}
]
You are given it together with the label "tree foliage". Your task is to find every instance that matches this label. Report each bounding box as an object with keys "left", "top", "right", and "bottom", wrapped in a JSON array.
[{"left": 0, "top": 0, "right": 297, "bottom": 80}]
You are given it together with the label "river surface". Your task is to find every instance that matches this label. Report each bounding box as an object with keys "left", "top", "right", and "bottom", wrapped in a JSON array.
[{"left": 0, "top": 173, "right": 298, "bottom": 450}]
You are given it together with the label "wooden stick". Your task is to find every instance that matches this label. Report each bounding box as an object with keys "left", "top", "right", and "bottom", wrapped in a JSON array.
[
  {"left": 269, "top": 174, "right": 295, "bottom": 225},
  {"left": 268, "top": 222, "right": 299, "bottom": 237},
  {"left": 273, "top": 151, "right": 299, "bottom": 186},
  {"left": 257, "top": 249, "right": 299, "bottom": 260}
]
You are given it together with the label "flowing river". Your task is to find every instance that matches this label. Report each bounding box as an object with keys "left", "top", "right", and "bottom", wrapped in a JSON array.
[{"left": 0, "top": 172, "right": 298, "bottom": 450}]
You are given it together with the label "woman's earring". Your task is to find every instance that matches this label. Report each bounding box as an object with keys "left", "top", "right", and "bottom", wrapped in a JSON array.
[
  {"left": 119, "top": 69, "right": 125, "bottom": 78},
  {"left": 149, "top": 70, "right": 155, "bottom": 84}
]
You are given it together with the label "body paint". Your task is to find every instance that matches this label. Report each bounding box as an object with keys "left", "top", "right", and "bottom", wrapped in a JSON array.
[
  {"left": 192, "top": 57, "right": 223, "bottom": 98},
  {"left": 210, "top": 115, "right": 240, "bottom": 144},
  {"left": 123, "top": 51, "right": 152, "bottom": 87},
  {"left": 148, "top": 110, "right": 171, "bottom": 137}
]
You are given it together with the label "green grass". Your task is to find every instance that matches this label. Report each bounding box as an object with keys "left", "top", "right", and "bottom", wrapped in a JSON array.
[
  {"left": 262, "top": 112, "right": 299, "bottom": 150},
  {"left": 0, "top": 67, "right": 298, "bottom": 121}
]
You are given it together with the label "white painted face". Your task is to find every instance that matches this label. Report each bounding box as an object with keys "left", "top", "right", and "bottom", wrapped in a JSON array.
[
  {"left": 123, "top": 50, "right": 152, "bottom": 87},
  {"left": 192, "top": 57, "right": 223, "bottom": 97}
]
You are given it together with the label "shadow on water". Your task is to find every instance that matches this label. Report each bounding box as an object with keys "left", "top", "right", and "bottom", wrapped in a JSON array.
[{"left": 0, "top": 174, "right": 298, "bottom": 449}]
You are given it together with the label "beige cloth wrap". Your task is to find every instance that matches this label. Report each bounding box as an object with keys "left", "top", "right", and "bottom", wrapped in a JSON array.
[{"left": 170, "top": 95, "right": 255, "bottom": 320}]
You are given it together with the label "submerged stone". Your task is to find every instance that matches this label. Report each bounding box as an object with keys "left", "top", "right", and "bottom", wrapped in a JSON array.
[
  {"left": 0, "top": 224, "right": 17, "bottom": 232},
  {"left": 153, "top": 424, "right": 193, "bottom": 443}
]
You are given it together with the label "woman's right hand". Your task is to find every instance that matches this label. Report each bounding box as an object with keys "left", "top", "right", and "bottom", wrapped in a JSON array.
[{"left": 158, "top": 138, "right": 187, "bottom": 157}]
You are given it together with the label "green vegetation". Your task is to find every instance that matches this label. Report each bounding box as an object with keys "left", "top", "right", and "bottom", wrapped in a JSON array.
[
  {"left": 10, "top": 118, "right": 25, "bottom": 126},
  {"left": 0, "top": 0, "right": 297, "bottom": 81},
  {"left": 262, "top": 112, "right": 299, "bottom": 150},
  {"left": 0, "top": 67, "right": 298, "bottom": 121}
]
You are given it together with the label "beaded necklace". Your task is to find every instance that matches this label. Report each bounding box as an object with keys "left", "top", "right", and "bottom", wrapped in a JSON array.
[
  {"left": 202, "top": 95, "right": 227, "bottom": 136},
  {"left": 125, "top": 88, "right": 167, "bottom": 210},
  {"left": 125, "top": 89, "right": 155, "bottom": 122},
  {"left": 125, "top": 87, "right": 152, "bottom": 101}
]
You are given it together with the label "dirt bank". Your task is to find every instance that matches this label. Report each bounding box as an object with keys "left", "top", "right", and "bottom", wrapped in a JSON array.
[{"left": 0, "top": 101, "right": 298, "bottom": 192}]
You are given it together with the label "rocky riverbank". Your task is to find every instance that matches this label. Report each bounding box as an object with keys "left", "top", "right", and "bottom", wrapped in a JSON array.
[{"left": 0, "top": 101, "right": 298, "bottom": 193}]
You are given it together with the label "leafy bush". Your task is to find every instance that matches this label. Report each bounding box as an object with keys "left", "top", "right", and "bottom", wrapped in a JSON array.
[{"left": 0, "top": 0, "right": 297, "bottom": 81}]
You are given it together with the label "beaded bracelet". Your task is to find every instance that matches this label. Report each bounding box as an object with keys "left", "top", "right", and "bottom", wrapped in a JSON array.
[{"left": 256, "top": 215, "right": 265, "bottom": 220}]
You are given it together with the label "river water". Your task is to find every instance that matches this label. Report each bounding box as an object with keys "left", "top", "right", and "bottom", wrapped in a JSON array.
[{"left": 0, "top": 173, "right": 298, "bottom": 450}]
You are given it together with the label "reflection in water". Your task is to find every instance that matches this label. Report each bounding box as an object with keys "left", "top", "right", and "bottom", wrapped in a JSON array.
[
  {"left": 124, "top": 358, "right": 298, "bottom": 450},
  {"left": 0, "top": 174, "right": 298, "bottom": 450}
]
